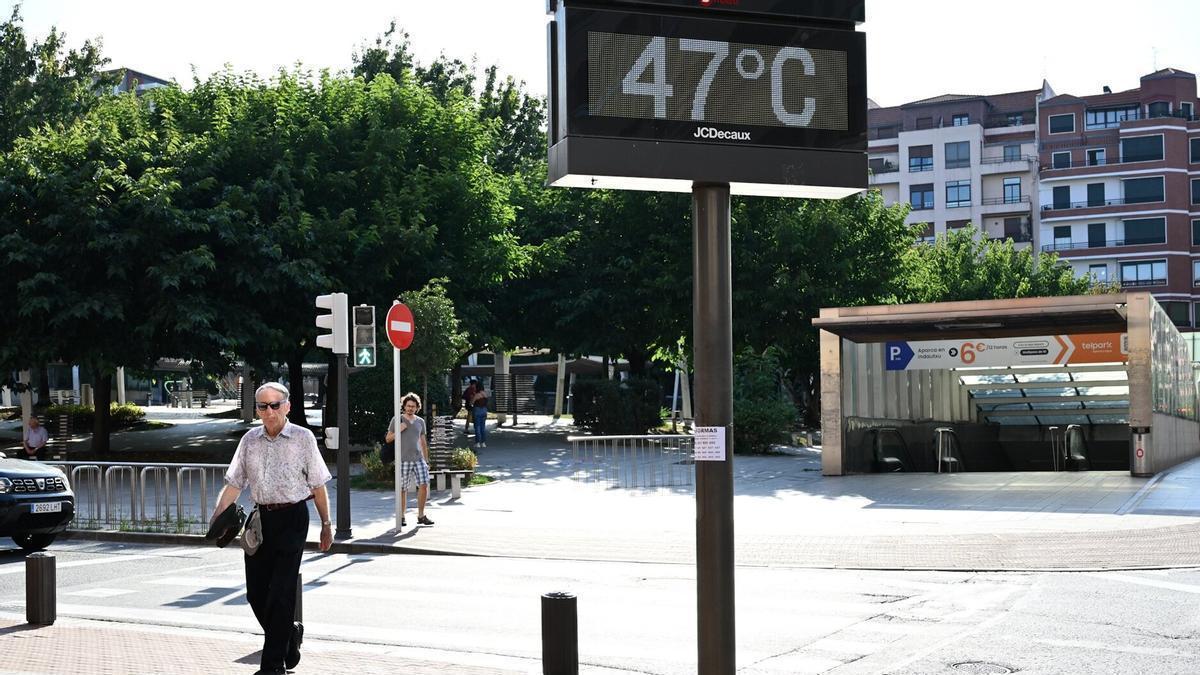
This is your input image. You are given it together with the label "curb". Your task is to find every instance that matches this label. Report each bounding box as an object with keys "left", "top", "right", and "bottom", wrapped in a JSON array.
[{"left": 60, "top": 529, "right": 478, "bottom": 558}]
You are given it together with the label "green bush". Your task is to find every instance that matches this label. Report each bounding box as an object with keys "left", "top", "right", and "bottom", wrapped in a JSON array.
[
  {"left": 347, "top": 347, "right": 450, "bottom": 445},
  {"left": 360, "top": 445, "right": 392, "bottom": 482},
  {"left": 732, "top": 347, "right": 795, "bottom": 454},
  {"left": 572, "top": 377, "right": 663, "bottom": 434},
  {"left": 44, "top": 402, "right": 146, "bottom": 429},
  {"left": 450, "top": 447, "right": 477, "bottom": 470}
]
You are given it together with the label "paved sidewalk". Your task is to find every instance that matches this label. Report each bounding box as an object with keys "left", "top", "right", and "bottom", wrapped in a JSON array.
[{"left": 0, "top": 612, "right": 545, "bottom": 675}]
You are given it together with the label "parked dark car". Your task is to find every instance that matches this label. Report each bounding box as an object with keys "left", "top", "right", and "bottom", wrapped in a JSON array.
[{"left": 0, "top": 454, "right": 75, "bottom": 551}]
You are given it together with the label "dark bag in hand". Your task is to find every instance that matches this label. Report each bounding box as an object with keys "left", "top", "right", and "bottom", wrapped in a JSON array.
[{"left": 381, "top": 440, "right": 395, "bottom": 464}]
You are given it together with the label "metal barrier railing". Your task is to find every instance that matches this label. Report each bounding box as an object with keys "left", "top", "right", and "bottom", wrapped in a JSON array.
[
  {"left": 568, "top": 435, "right": 694, "bottom": 489},
  {"left": 47, "top": 461, "right": 229, "bottom": 534}
]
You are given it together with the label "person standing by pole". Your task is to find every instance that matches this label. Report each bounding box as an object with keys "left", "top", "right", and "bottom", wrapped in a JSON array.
[
  {"left": 210, "top": 382, "right": 333, "bottom": 675},
  {"left": 386, "top": 392, "right": 434, "bottom": 527}
]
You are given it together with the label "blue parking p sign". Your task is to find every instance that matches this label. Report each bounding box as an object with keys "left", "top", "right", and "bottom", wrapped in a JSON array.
[{"left": 885, "top": 341, "right": 914, "bottom": 371}]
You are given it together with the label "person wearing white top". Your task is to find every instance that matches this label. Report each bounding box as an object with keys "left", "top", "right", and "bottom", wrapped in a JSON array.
[
  {"left": 21, "top": 416, "right": 48, "bottom": 460},
  {"left": 210, "top": 382, "right": 332, "bottom": 675}
]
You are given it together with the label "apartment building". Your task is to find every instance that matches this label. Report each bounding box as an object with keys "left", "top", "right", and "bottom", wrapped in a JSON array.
[
  {"left": 867, "top": 85, "right": 1050, "bottom": 247},
  {"left": 1037, "top": 68, "right": 1198, "bottom": 329}
]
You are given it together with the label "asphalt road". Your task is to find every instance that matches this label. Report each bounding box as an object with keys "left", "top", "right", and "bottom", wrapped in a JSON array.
[{"left": 0, "top": 541, "right": 1196, "bottom": 674}]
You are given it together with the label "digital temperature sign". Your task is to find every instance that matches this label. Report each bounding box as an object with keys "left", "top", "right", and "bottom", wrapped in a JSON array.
[{"left": 546, "top": 0, "right": 867, "bottom": 198}]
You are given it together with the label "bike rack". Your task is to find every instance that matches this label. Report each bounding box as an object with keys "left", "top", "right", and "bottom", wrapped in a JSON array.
[
  {"left": 139, "top": 466, "right": 172, "bottom": 522},
  {"left": 103, "top": 466, "right": 137, "bottom": 525},
  {"left": 69, "top": 465, "right": 104, "bottom": 523},
  {"left": 175, "top": 467, "right": 209, "bottom": 527}
]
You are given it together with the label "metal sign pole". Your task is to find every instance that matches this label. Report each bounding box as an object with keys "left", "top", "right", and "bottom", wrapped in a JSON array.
[
  {"left": 393, "top": 300, "right": 404, "bottom": 530},
  {"left": 334, "top": 352, "right": 352, "bottom": 539},
  {"left": 693, "top": 182, "right": 734, "bottom": 675}
]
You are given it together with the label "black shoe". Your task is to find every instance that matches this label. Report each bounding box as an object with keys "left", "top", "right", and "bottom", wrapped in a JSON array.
[
  {"left": 285, "top": 621, "right": 303, "bottom": 669},
  {"left": 417, "top": 515, "right": 434, "bottom": 526},
  {"left": 401, "top": 517, "right": 407, "bottom": 527},
  {"left": 254, "top": 669, "right": 286, "bottom": 675}
]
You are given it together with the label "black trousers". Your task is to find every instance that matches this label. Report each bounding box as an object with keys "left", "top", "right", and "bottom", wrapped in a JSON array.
[{"left": 244, "top": 502, "right": 308, "bottom": 670}]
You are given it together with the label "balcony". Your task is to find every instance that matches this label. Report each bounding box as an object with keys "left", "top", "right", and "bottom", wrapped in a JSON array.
[
  {"left": 1041, "top": 237, "right": 1166, "bottom": 253},
  {"left": 980, "top": 196, "right": 1031, "bottom": 215},
  {"left": 1040, "top": 154, "right": 1163, "bottom": 171},
  {"left": 1040, "top": 196, "right": 1160, "bottom": 214},
  {"left": 1121, "top": 278, "right": 1167, "bottom": 288},
  {"left": 980, "top": 154, "right": 1037, "bottom": 173},
  {"left": 868, "top": 161, "right": 900, "bottom": 185}
]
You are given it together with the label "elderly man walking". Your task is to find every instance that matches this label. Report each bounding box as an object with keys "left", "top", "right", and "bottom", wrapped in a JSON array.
[{"left": 211, "top": 382, "right": 333, "bottom": 675}]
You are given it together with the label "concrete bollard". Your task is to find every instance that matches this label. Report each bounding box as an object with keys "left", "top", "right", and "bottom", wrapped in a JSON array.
[
  {"left": 541, "top": 591, "right": 578, "bottom": 675},
  {"left": 295, "top": 573, "right": 303, "bottom": 623},
  {"left": 26, "top": 553, "right": 56, "bottom": 625}
]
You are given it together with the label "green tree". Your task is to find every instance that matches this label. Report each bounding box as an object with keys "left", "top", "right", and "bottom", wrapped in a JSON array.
[
  {"left": 900, "top": 225, "right": 1098, "bottom": 303},
  {"left": 0, "top": 93, "right": 217, "bottom": 451},
  {"left": 398, "top": 279, "right": 471, "bottom": 410},
  {"left": 0, "top": 6, "right": 118, "bottom": 151}
]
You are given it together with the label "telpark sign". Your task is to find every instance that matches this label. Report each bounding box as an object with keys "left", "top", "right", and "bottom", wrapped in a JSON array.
[{"left": 885, "top": 333, "right": 1128, "bottom": 371}]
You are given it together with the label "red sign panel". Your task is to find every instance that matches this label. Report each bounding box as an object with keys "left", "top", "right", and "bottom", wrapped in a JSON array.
[{"left": 385, "top": 303, "right": 415, "bottom": 351}]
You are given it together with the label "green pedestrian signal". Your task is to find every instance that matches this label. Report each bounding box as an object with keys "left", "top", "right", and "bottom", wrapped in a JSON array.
[
  {"left": 352, "top": 305, "right": 376, "bottom": 368},
  {"left": 356, "top": 346, "right": 376, "bottom": 367}
]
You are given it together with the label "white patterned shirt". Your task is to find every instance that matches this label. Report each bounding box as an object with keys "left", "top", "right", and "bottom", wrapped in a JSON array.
[{"left": 225, "top": 422, "right": 332, "bottom": 505}]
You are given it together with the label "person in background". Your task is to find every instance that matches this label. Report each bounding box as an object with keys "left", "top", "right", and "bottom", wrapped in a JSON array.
[
  {"left": 21, "top": 416, "right": 47, "bottom": 460},
  {"left": 386, "top": 392, "right": 434, "bottom": 527},
  {"left": 471, "top": 380, "right": 490, "bottom": 448},
  {"left": 461, "top": 379, "right": 478, "bottom": 433}
]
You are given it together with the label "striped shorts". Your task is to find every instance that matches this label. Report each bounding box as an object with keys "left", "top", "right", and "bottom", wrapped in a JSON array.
[{"left": 398, "top": 460, "right": 430, "bottom": 490}]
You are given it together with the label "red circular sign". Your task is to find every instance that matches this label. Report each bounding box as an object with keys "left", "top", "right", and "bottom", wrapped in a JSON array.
[{"left": 385, "top": 303, "right": 415, "bottom": 350}]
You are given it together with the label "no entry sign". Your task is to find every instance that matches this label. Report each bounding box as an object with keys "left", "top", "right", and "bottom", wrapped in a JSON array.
[{"left": 385, "top": 303, "right": 415, "bottom": 350}]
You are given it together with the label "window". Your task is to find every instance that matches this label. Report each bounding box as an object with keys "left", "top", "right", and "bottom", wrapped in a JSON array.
[
  {"left": 952, "top": 114, "right": 969, "bottom": 126},
  {"left": 1194, "top": 260, "right": 1200, "bottom": 285},
  {"left": 1053, "top": 225, "right": 1072, "bottom": 249},
  {"left": 1049, "top": 113, "right": 1075, "bottom": 134},
  {"left": 946, "top": 180, "right": 971, "bottom": 207},
  {"left": 1148, "top": 101, "right": 1171, "bottom": 118},
  {"left": 910, "top": 184, "right": 934, "bottom": 210},
  {"left": 916, "top": 117, "right": 934, "bottom": 130},
  {"left": 868, "top": 157, "right": 898, "bottom": 174},
  {"left": 1193, "top": 178, "right": 1200, "bottom": 205},
  {"left": 1183, "top": 102, "right": 1195, "bottom": 120},
  {"left": 1121, "top": 135, "right": 1164, "bottom": 162},
  {"left": 1053, "top": 186, "right": 1071, "bottom": 209},
  {"left": 909, "top": 145, "right": 933, "bottom": 172},
  {"left": 1003, "top": 177, "right": 1022, "bottom": 203},
  {"left": 1007, "top": 113, "right": 1024, "bottom": 126},
  {"left": 947, "top": 220, "right": 970, "bottom": 231},
  {"left": 1052, "top": 151, "right": 1071, "bottom": 169},
  {"left": 1193, "top": 219, "right": 1200, "bottom": 246},
  {"left": 1086, "top": 148, "right": 1106, "bottom": 166},
  {"left": 1085, "top": 105, "right": 1140, "bottom": 129},
  {"left": 945, "top": 141, "right": 970, "bottom": 169},
  {"left": 918, "top": 222, "right": 935, "bottom": 242},
  {"left": 1087, "top": 183, "right": 1106, "bottom": 207},
  {"left": 1120, "top": 260, "right": 1167, "bottom": 286},
  {"left": 1089, "top": 264, "right": 1108, "bottom": 282},
  {"left": 1192, "top": 139, "right": 1200, "bottom": 164},
  {"left": 1123, "top": 217, "right": 1166, "bottom": 245},
  {"left": 1088, "top": 223, "right": 1106, "bottom": 248},
  {"left": 1122, "top": 176, "right": 1164, "bottom": 204},
  {"left": 1003, "top": 144, "right": 1021, "bottom": 161},
  {"left": 873, "top": 125, "right": 899, "bottom": 140},
  {"left": 1004, "top": 217, "right": 1030, "bottom": 242},
  {"left": 1162, "top": 302, "right": 1191, "bottom": 327}
]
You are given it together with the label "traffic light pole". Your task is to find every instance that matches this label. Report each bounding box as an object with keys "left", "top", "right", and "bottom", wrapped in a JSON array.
[
  {"left": 693, "top": 182, "right": 734, "bottom": 675},
  {"left": 334, "top": 352, "right": 352, "bottom": 540}
]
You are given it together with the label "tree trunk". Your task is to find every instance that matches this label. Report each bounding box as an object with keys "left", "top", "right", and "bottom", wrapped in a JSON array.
[
  {"left": 36, "top": 365, "right": 50, "bottom": 405},
  {"left": 625, "top": 346, "right": 648, "bottom": 378},
  {"left": 91, "top": 371, "right": 113, "bottom": 454},
  {"left": 450, "top": 364, "right": 463, "bottom": 417},
  {"left": 287, "top": 351, "right": 307, "bottom": 427}
]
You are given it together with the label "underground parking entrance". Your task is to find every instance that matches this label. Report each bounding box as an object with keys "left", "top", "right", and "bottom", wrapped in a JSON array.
[{"left": 813, "top": 293, "right": 1200, "bottom": 478}]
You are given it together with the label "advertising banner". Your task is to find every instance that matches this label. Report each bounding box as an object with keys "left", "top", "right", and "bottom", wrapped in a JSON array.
[{"left": 884, "top": 333, "right": 1128, "bottom": 371}]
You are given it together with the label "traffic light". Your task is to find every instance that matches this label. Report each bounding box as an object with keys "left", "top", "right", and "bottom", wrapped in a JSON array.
[
  {"left": 353, "top": 305, "right": 376, "bottom": 367},
  {"left": 314, "top": 292, "right": 349, "bottom": 354}
]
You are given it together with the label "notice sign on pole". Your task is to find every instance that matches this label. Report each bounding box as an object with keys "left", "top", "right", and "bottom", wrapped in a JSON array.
[
  {"left": 884, "top": 333, "right": 1129, "bottom": 371},
  {"left": 694, "top": 426, "right": 727, "bottom": 462}
]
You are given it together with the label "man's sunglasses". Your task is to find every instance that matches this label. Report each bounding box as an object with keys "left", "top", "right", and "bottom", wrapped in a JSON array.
[{"left": 255, "top": 400, "right": 287, "bottom": 411}]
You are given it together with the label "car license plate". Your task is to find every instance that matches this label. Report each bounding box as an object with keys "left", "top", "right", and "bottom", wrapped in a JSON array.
[{"left": 31, "top": 502, "right": 62, "bottom": 514}]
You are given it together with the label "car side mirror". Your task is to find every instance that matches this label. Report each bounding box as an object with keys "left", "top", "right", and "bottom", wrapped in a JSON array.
[{"left": 0, "top": 451, "right": 6, "bottom": 459}]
